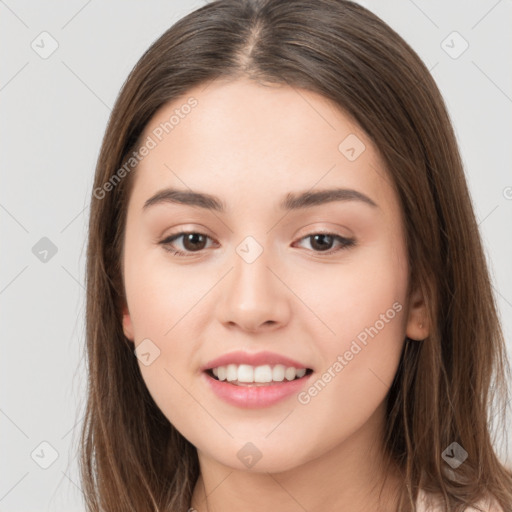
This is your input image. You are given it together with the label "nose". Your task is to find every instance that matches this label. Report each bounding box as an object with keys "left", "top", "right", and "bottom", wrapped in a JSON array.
[{"left": 216, "top": 245, "right": 292, "bottom": 333}]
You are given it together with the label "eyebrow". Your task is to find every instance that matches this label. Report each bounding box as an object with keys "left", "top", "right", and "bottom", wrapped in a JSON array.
[{"left": 142, "top": 187, "right": 378, "bottom": 212}]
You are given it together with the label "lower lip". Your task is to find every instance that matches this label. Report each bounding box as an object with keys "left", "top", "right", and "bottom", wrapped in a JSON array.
[{"left": 202, "top": 371, "right": 312, "bottom": 409}]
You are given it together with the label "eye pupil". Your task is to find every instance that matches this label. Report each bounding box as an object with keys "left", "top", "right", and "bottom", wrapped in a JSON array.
[
  {"left": 184, "top": 233, "right": 207, "bottom": 251},
  {"left": 311, "top": 234, "right": 333, "bottom": 251}
]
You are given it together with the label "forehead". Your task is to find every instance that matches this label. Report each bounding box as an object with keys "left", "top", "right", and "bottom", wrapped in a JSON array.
[{"left": 129, "top": 77, "right": 398, "bottom": 217}]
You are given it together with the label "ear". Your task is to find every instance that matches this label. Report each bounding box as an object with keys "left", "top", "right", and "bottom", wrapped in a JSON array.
[
  {"left": 122, "top": 302, "right": 135, "bottom": 342},
  {"left": 405, "top": 284, "right": 429, "bottom": 341}
]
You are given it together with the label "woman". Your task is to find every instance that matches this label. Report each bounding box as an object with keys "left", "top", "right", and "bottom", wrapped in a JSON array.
[{"left": 79, "top": 1, "right": 512, "bottom": 510}]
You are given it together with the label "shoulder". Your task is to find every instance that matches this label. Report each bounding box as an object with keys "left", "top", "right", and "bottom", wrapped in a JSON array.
[{"left": 416, "top": 488, "right": 504, "bottom": 512}]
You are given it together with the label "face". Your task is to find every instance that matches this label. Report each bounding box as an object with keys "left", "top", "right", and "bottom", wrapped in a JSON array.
[{"left": 121, "top": 77, "right": 427, "bottom": 473}]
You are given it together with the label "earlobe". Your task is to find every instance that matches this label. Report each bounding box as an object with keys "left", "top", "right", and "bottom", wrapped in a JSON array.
[
  {"left": 122, "top": 304, "right": 135, "bottom": 342},
  {"left": 405, "top": 285, "right": 429, "bottom": 341}
]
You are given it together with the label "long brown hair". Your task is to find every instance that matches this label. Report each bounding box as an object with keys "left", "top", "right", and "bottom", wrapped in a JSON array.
[{"left": 78, "top": 1, "right": 512, "bottom": 510}]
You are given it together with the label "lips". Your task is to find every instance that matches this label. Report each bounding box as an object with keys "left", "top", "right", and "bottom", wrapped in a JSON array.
[
  {"left": 202, "top": 366, "right": 313, "bottom": 408},
  {"left": 201, "top": 350, "right": 311, "bottom": 372},
  {"left": 200, "top": 350, "right": 314, "bottom": 408}
]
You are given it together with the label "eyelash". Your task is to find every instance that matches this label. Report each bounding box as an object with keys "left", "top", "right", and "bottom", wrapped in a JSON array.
[{"left": 159, "top": 231, "right": 356, "bottom": 258}]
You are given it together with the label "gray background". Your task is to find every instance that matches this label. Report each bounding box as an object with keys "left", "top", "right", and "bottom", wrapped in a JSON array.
[{"left": 1, "top": 1, "right": 511, "bottom": 510}]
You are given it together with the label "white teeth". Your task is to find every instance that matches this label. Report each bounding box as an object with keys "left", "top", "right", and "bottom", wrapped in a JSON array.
[
  {"left": 217, "top": 366, "right": 226, "bottom": 381},
  {"left": 284, "top": 367, "right": 296, "bottom": 381},
  {"left": 237, "top": 364, "right": 254, "bottom": 382},
  {"left": 209, "top": 364, "right": 309, "bottom": 383},
  {"left": 272, "top": 364, "right": 285, "bottom": 381},
  {"left": 254, "top": 365, "right": 272, "bottom": 383},
  {"left": 226, "top": 364, "right": 238, "bottom": 382}
]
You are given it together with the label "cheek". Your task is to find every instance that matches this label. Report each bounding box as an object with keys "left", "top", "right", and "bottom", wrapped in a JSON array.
[
  {"left": 293, "top": 244, "right": 408, "bottom": 414},
  {"left": 297, "top": 305, "right": 405, "bottom": 449},
  {"left": 295, "top": 240, "right": 408, "bottom": 344},
  {"left": 122, "top": 245, "right": 215, "bottom": 416},
  {"left": 123, "top": 241, "right": 207, "bottom": 340}
]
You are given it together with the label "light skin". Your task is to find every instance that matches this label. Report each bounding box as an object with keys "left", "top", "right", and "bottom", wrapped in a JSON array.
[{"left": 121, "top": 77, "right": 429, "bottom": 511}]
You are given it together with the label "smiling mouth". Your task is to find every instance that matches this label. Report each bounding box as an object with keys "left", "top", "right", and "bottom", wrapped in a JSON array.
[{"left": 205, "top": 368, "right": 313, "bottom": 386}]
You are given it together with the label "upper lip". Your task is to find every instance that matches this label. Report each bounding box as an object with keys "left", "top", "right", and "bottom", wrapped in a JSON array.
[{"left": 201, "top": 350, "right": 311, "bottom": 371}]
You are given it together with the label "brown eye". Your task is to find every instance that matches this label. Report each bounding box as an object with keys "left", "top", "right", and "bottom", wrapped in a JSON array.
[
  {"left": 160, "top": 232, "right": 214, "bottom": 257},
  {"left": 160, "top": 231, "right": 355, "bottom": 258},
  {"left": 295, "top": 232, "right": 356, "bottom": 255},
  {"left": 310, "top": 234, "right": 335, "bottom": 251},
  {"left": 181, "top": 233, "right": 208, "bottom": 251}
]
